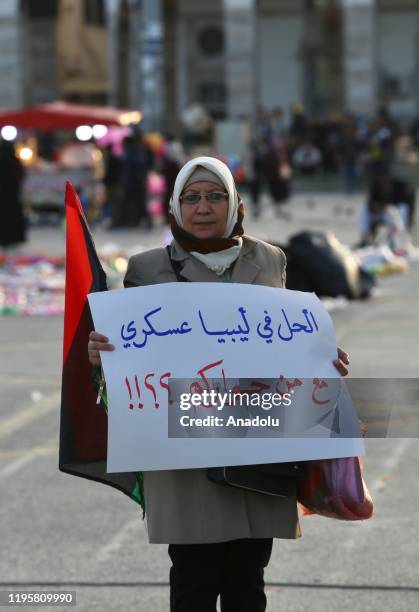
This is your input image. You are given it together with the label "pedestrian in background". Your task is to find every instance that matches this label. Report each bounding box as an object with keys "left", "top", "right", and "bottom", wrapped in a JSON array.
[
  {"left": 262, "top": 143, "right": 290, "bottom": 218},
  {"left": 361, "top": 170, "right": 416, "bottom": 244},
  {"left": 0, "top": 139, "right": 26, "bottom": 250},
  {"left": 160, "top": 133, "right": 185, "bottom": 223},
  {"left": 103, "top": 144, "right": 123, "bottom": 228},
  {"left": 243, "top": 138, "right": 265, "bottom": 218},
  {"left": 292, "top": 141, "right": 322, "bottom": 175},
  {"left": 120, "top": 133, "right": 153, "bottom": 228}
]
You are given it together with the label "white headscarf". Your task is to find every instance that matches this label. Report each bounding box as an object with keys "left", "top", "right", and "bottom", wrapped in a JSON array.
[{"left": 170, "top": 156, "right": 243, "bottom": 275}]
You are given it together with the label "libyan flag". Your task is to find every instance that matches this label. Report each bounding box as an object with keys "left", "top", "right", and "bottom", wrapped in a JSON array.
[{"left": 59, "top": 182, "right": 144, "bottom": 513}]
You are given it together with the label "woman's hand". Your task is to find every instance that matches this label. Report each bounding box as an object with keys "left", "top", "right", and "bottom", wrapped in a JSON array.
[
  {"left": 88, "top": 331, "right": 115, "bottom": 366},
  {"left": 333, "top": 347, "right": 350, "bottom": 377}
]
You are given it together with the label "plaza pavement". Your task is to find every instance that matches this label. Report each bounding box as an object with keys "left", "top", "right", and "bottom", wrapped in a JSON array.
[{"left": 1, "top": 191, "right": 418, "bottom": 611}]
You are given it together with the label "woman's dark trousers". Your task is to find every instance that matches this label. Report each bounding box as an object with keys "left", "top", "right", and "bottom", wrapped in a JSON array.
[{"left": 168, "top": 537, "right": 273, "bottom": 612}]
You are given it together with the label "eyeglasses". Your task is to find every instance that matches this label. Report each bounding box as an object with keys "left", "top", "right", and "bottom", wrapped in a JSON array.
[{"left": 179, "top": 191, "right": 228, "bottom": 205}]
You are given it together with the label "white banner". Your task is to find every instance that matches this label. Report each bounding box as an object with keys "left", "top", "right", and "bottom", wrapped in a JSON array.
[{"left": 88, "top": 283, "right": 364, "bottom": 472}]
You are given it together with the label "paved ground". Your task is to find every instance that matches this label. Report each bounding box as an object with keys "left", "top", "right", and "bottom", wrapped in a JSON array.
[{"left": 1, "top": 192, "right": 418, "bottom": 611}]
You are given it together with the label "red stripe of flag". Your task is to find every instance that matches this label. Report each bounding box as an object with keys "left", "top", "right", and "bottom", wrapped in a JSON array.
[
  {"left": 63, "top": 182, "right": 94, "bottom": 363},
  {"left": 59, "top": 182, "right": 141, "bottom": 508},
  {"left": 60, "top": 181, "right": 107, "bottom": 461}
]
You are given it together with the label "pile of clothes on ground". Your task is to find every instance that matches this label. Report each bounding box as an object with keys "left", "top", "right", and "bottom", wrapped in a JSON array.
[
  {"left": 278, "top": 232, "right": 375, "bottom": 300},
  {"left": 0, "top": 254, "right": 65, "bottom": 316},
  {"left": 273, "top": 229, "right": 419, "bottom": 303},
  {"left": 0, "top": 248, "right": 129, "bottom": 316},
  {"left": 1, "top": 230, "right": 418, "bottom": 316}
]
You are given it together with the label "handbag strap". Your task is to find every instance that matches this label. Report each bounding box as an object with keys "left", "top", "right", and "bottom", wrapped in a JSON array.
[{"left": 166, "top": 245, "right": 189, "bottom": 282}]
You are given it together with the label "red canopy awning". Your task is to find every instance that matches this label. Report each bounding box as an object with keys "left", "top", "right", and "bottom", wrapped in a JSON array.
[{"left": 0, "top": 101, "right": 142, "bottom": 131}]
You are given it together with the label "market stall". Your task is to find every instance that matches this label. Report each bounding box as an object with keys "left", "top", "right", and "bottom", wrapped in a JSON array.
[{"left": 0, "top": 101, "right": 141, "bottom": 215}]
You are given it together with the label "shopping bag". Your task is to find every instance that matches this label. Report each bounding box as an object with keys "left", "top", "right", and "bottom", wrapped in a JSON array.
[{"left": 297, "top": 456, "right": 374, "bottom": 521}]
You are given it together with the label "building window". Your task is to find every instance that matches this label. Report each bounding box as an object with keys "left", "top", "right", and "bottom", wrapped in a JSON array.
[
  {"left": 84, "top": 0, "right": 106, "bottom": 26},
  {"left": 197, "top": 82, "right": 226, "bottom": 106}
]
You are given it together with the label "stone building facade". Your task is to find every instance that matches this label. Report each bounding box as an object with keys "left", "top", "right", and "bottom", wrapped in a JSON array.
[{"left": 1, "top": 0, "right": 418, "bottom": 131}]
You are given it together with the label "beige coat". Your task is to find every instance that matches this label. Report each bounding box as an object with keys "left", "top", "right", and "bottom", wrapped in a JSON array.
[{"left": 124, "top": 235, "right": 301, "bottom": 544}]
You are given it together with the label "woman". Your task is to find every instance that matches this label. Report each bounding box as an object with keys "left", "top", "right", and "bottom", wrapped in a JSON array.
[{"left": 88, "top": 156, "right": 349, "bottom": 612}]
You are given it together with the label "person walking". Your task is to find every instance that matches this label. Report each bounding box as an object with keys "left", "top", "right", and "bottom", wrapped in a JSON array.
[
  {"left": 120, "top": 134, "right": 153, "bottom": 228},
  {"left": 103, "top": 144, "right": 123, "bottom": 228},
  {"left": 262, "top": 144, "right": 290, "bottom": 217}
]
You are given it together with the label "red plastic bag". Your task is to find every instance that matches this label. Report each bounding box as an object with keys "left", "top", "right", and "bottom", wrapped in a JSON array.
[{"left": 297, "top": 456, "right": 374, "bottom": 521}]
